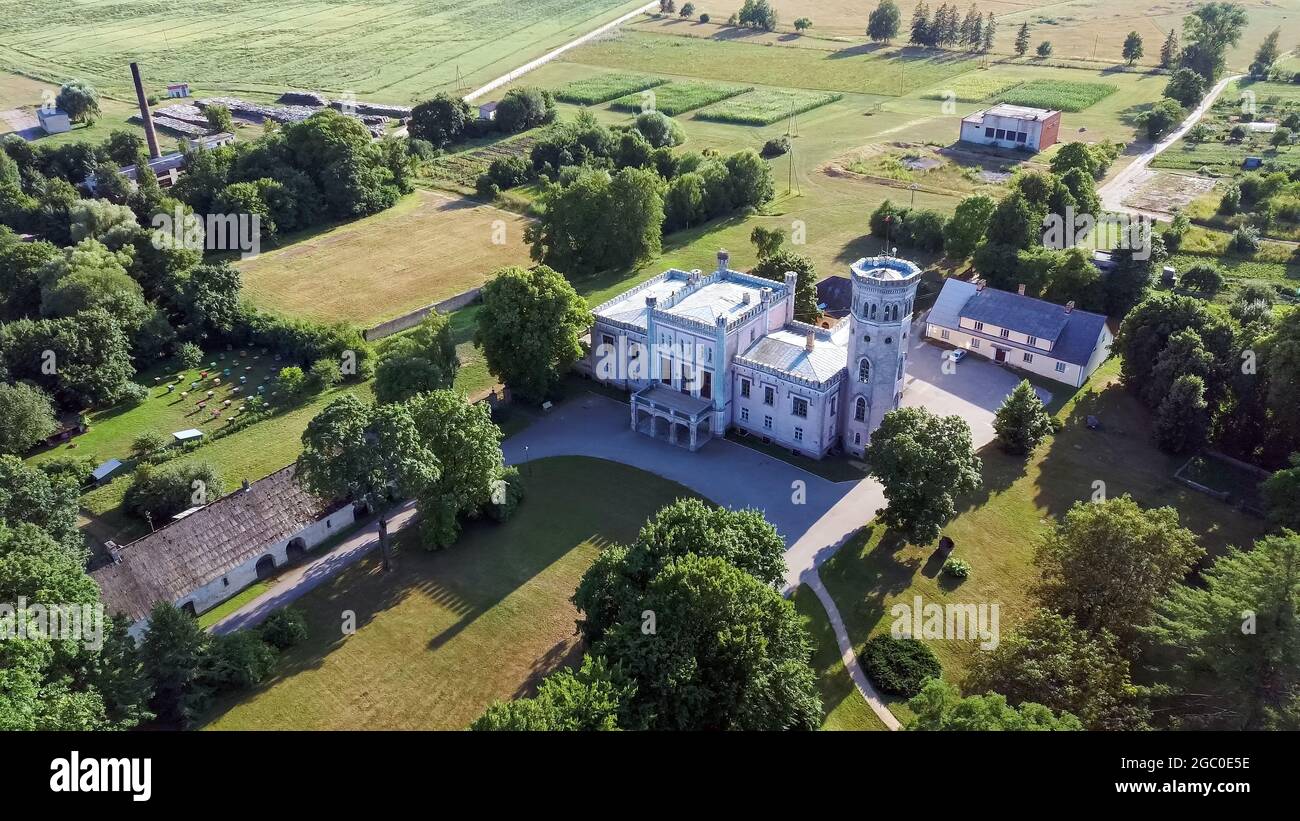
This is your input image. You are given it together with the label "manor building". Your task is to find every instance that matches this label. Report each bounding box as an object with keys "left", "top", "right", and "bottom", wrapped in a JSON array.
[{"left": 587, "top": 251, "right": 921, "bottom": 459}]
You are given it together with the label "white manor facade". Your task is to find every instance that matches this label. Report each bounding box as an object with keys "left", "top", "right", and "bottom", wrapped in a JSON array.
[{"left": 587, "top": 251, "right": 921, "bottom": 459}]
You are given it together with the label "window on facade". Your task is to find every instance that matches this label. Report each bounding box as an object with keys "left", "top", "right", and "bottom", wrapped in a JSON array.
[
  {"left": 897, "top": 358, "right": 905, "bottom": 379},
  {"left": 995, "top": 129, "right": 1006, "bottom": 139},
  {"left": 794, "top": 427, "right": 803, "bottom": 442},
  {"left": 1027, "top": 335, "right": 1037, "bottom": 346},
  {"left": 740, "top": 378, "right": 751, "bottom": 398},
  {"left": 863, "top": 334, "right": 872, "bottom": 343},
  {"left": 792, "top": 397, "right": 808, "bottom": 418},
  {"left": 750, "top": 328, "right": 756, "bottom": 343},
  {"left": 973, "top": 321, "right": 985, "bottom": 331},
  {"left": 1055, "top": 361, "right": 1067, "bottom": 373},
  {"left": 703, "top": 347, "right": 712, "bottom": 363},
  {"left": 854, "top": 431, "right": 862, "bottom": 445},
  {"left": 681, "top": 364, "right": 693, "bottom": 388},
  {"left": 660, "top": 358, "right": 671, "bottom": 384},
  {"left": 763, "top": 386, "right": 774, "bottom": 406},
  {"left": 885, "top": 337, "right": 892, "bottom": 345},
  {"left": 700, "top": 370, "right": 712, "bottom": 400},
  {"left": 830, "top": 395, "right": 837, "bottom": 416},
  {"left": 1000, "top": 328, "right": 1010, "bottom": 339},
  {"left": 869, "top": 304, "right": 877, "bottom": 320},
  {"left": 940, "top": 329, "right": 950, "bottom": 340},
  {"left": 971, "top": 339, "right": 981, "bottom": 349},
  {"left": 858, "top": 359, "right": 870, "bottom": 383},
  {"left": 764, "top": 415, "right": 773, "bottom": 430},
  {"left": 854, "top": 396, "right": 866, "bottom": 422},
  {"left": 985, "top": 127, "right": 995, "bottom": 138},
  {"left": 1023, "top": 352, "right": 1034, "bottom": 363},
  {"left": 601, "top": 334, "right": 615, "bottom": 349},
  {"left": 741, "top": 407, "right": 749, "bottom": 422},
  {"left": 1016, "top": 132, "right": 1027, "bottom": 143}
]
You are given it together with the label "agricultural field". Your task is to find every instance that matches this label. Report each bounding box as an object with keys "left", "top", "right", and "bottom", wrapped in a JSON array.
[
  {"left": 610, "top": 80, "right": 750, "bottom": 115},
  {"left": 553, "top": 72, "right": 666, "bottom": 105},
  {"left": 996, "top": 78, "right": 1117, "bottom": 112},
  {"left": 204, "top": 456, "right": 701, "bottom": 730},
  {"left": 1154, "top": 79, "right": 1300, "bottom": 175},
  {"left": 237, "top": 190, "right": 534, "bottom": 327},
  {"left": 695, "top": 87, "right": 844, "bottom": 125},
  {"left": 921, "top": 73, "right": 1023, "bottom": 103},
  {"left": 424, "top": 132, "right": 540, "bottom": 192},
  {"left": 0, "top": 0, "right": 651, "bottom": 102}
]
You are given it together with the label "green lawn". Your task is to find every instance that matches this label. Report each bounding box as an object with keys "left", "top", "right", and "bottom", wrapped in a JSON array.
[
  {"left": 197, "top": 581, "right": 272, "bottom": 629},
  {"left": 817, "top": 358, "right": 1269, "bottom": 724},
  {"left": 203, "top": 456, "right": 701, "bottom": 730},
  {"left": 792, "top": 585, "right": 888, "bottom": 731}
]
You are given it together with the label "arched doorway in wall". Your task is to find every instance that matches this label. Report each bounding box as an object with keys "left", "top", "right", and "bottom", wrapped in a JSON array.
[
  {"left": 286, "top": 537, "right": 307, "bottom": 564},
  {"left": 255, "top": 554, "right": 276, "bottom": 580}
]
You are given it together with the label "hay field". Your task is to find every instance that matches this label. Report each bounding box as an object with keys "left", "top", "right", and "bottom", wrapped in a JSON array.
[
  {"left": 0, "top": 0, "right": 649, "bottom": 102},
  {"left": 237, "top": 191, "right": 533, "bottom": 326}
]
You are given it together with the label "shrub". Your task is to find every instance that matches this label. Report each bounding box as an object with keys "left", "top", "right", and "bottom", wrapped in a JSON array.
[
  {"left": 1229, "top": 225, "right": 1262, "bottom": 254},
  {"left": 1218, "top": 183, "right": 1241, "bottom": 215},
  {"left": 486, "top": 466, "right": 525, "bottom": 523},
  {"left": 178, "top": 341, "right": 204, "bottom": 369},
  {"left": 204, "top": 631, "right": 278, "bottom": 690},
  {"left": 1180, "top": 263, "right": 1224, "bottom": 293},
  {"left": 862, "top": 636, "right": 943, "bottom": 697},
  {"left": 38, "top": 455, "right": 97, "bottom": 487},
  {"left": 260, "top": 607, "right": 309, "bottom": 650},
  {"left": 943, "top": 557, "right": 971, "bottom": 578},
  {"left": 700, "top": 12, "right": 710, "bottom": 23},
  {"left": 277, "top": 365, "right": 308, "bottom": 396},
  {"left": 130, "top": 430, "right": 170, "bottom": 459},
  {"left": 761, "top": 136, "right": 790, "bottom": 157},
  {"left": 309, "top": 357, "right": 342, "bottom": 390}
]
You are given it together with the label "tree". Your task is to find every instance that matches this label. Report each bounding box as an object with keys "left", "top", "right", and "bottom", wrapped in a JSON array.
[
  {"left": 1263, "top": 455, "right": 1300, "bottom": 532},
  {"left": 374, "top": 310, "right": 459, "bottom": 405},
  {"left": 1146, "top": 533, "right": 1300, "bottom": 729},
  {"left": 1122, "top": 31, "right": 1145, "bottom": 65},
  {"left": 751, "top": 249, "right": 818, "bottom": 321},
  {"left": 406, "top": 389, "right": 506, "bottom": 548},
  {"left": 943, "top": 194, "right": 995, "bottom": 259},
  {"left": 527, "top": 167, "right": 665, "bottom": 275},
  {"left": 1270, "top": 127, "right": 1293, "bottom": 149},
  {"left": 981, "top": 13, "right": 996, "bottom": 52},
  {"left": 129, "top": 430, "right": 169, "bottom": 460},
  {"left": 1178, "top": 1, "right": 1249, "bottom": 82},
  {"left": 1137, "top": 98, "right": 1186, "bottom": 140},
  {"left": 1180, "top": 262, "right": 1224, "bottom": 293},
  {"left": 1035, "top": 495, "right": 1203, "bottom": 644},
  {"left": 633, "top": 111, "right": 684, "bottom": 149},
  {"left": 749, "top": 225, "right": 785, "bottom": 258},
  {"left": 907, "top": 678, "right": 1082, "bottom": 730},
  {"left": 473, "top": 655, "right": 635, "bottom": 730},
  {"left": 1154, "top": 372, "right": 1211, "bottom": 453},
  {"left": 139, "top": 602, "right": 211, "bottom": 727},
  {"left": 123, "top": 460, "right": 223, "bottom": 523},
  {"left": 910, "top": 2, "right": 931, "bottom": 46},
  {"left": 865, "top": 407, "right": 982, "bottom": 545},
  {"left": 573, "top": 498, "right": 787, "bottom": 642},
  {"left": 993, "top": 380, "right": 1054, "bottom": 455},
  {"left": 1049, "top": 141, "right": 1100, "bottom": 178},
  {"left": 204, "top": 104, "right": 234, "bottom": 134},
  {"left": 1163, "top": 67, "right": 1207, "bottom": 107},
  {"left": 680, "top": 3, "right": 695, "bottom": 16},
  {"left": 868, "top": 1, "right": 901, "bottom": 43},
  {"left": 0, "top": 382, "right": 57, "bottom": 455},
  {"left": 794, "top": 17, "right": 812, "bottom": 32},
  {"left": 0, "top": 455, "right": 80, "bottom": 549},
  {"left": 408, "top": 93, "right": 473, "bottom": 148},
  {"left": 1036, "top": 40, "right": 1053, "bottom": 57},
  {"left": 967, "top": 609, "right": 1151, "bottom": 730},
  {"left": 494, "top": 87, "right": 555, "bottom": 134},
  {"left": 1014, "top": 22, "right": 1031, "bottom": 56},
  {"left": 55, "top": 81, "right": 100, "bottom": 123},
  {"left": 1250, "top": 27, "right": 1282, "bottom": 77},
  {"left": 204, "top": 631, "right": 277, "bottom": 690},
  {"left": 1159, "top": 27, "right": 1179, "bottom": 68},
  {"left": 297, "top": 394, "right": 440, "bottom": 569},
  {"left": 474, "top": 265, "right": 590, "bottom": 403},
  {"left": 737, "top": 0, "right": 777, "bottom": 30},
  {"left": 1115, "top": 292, "right": 1234, "bottom": 402},
  {"left": 594, "top": 554, "right": 820, "bottom": 730}
]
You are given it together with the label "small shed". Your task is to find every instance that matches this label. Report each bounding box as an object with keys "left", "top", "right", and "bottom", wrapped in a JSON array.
[
  {"left": 91, "top": 459, "right": 124, "bottom": 484},
  {"left": 167, "top": 83, "right": 191, "bottom": 99},
  {"left": 36, "top": 108, "right": 71, "bottom": 134},
  {"left": 172, "top": 428, "right": 204, "bottom": 445},
  {"left": 478, "top": 101, "right": 498, "bottom": 121},
  {"left": 1243, "top": 156, "right": 1263, "bottom": 170}
]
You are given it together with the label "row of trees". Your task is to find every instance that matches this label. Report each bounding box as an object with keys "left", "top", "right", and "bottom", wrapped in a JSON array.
[
  {"left": 907, "top": 2, "right": 996, "bottom": 52},
  {"left": 408, "top": 87, "right": 557, "bottom": 150}
]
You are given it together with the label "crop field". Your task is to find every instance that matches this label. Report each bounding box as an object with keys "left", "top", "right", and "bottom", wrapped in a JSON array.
[
  {"left": 0, "top": 0, "right": 649, "bottom": 102},
  {"left": 996, "top": 78, "right": 1117, "bottom": 111},
  {"left": 695, "top": 88, "right": 845, "bottom": 125},
  {"left": 237, "top": 191, "right": 533, "bottom": 326},
  {"left": 561, "top": 30, "right": 980, "bottom": 96},
  {"left": 921, "top": 73, "right": 1023, "bottom": 103},
  {"left": 610, "top": 80, "right": 750, "bottom": 115},
  {"left": 425, "top": 133, "right": 539, "bottom": 190},
  {"left": 648, "top": 0, "right": 1299, "bottom": 70},
  {"left": 552, "top": 72, "right": 666, "bottom": 104},
  {"left": 1154, "top": 80, "right": 1300, "bottom": 174}
]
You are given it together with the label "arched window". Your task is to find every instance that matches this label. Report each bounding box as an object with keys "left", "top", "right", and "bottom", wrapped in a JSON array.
[
  {"left": 854, "top": 396, "right": 866, "bottom": 422},
  {"left": 858, "top": 359, "right": 870, "bottom": 383},
  {"left": 869, "top": 303, "right": 877, "bottom": 320}
]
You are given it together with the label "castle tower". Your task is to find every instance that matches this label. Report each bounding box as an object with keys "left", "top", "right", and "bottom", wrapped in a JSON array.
[{"left": 842, "top": 255, "right": 921, "bottom": 457}]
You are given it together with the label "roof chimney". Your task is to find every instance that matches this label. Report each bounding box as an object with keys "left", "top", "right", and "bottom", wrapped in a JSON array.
[
  {"left": 805, "top": 332, "right": 816, "bottom": 353},
  {"left": 1017, "top": 283, "right": 1026, "bottom": 296},
  {"left": 717, "top": 248, "right": 729, "bottom": 272},
  {"left": 130, "top": 62, "right": 161, "bottom": 160},
  {"left": 1065, "top": 300, "right": 1075, "bottom": 313},
  {"left": 975, "top": 278, "right": 986, "bottom": 292}
]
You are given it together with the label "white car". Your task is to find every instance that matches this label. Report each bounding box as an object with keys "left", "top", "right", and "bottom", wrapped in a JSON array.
[{"left": 949, "top": 349, "right": 967, "bottom": 364}]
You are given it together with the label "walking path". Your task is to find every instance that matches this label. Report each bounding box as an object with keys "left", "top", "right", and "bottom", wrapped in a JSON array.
[
  {"left": 1098, "top": 74, "right": 1242, "bottom": 215},
  {"left": 461, "top": 2, "right": 658, "bottom": 103}
]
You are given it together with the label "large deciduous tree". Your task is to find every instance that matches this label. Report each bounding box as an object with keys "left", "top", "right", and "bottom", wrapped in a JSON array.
[
  {"left": 409, "top": 93, "right": 474, "bottom": 148},
  {"left": 750, "top": 249, "right": 819, "bottom": 321},
  {"left": 867, "top": 0, "right": 902, "bottom": 43},
  {"left": 0, "top": 382, "right": 58, "bottom": 455},
  {"left": 907, "top": 678, "right": 1082, "bottom": 730},
  {"left": 865, "top": 407, "right": 982, "bottom": 545},
  {"left": 374, "top": 310, "right": 459, "bottom": 405},
  {"left": 474, "top": 265, "right": 590, "bottom": 403}
]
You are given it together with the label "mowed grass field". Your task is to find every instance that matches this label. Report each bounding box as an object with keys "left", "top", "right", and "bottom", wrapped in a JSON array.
[
  {"left": 237, "top": 190, "right": 534, "bottom": 326},
  {"left": 203, "top": 456, "right": 701, "bottom": 730},
  {"left": 0, "top": 0, "right": 650, "bottom": 101},
  {"left": 817, "top": 359, "right": 1269, "bottom": 724}
]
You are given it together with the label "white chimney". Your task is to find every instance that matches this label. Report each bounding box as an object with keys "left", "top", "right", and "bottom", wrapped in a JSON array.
[
  {"left": 717, "top": 248, "right": 729, "bottom": 272},
  {"left": 805, "top": 332, "right": 815, "bottom": 353},
  {"left": 1017, "top": 283, "right": 1026, "bottom": 296},
  {"left": 1065, "top": 300, "right": 1075, "bottom": 313}
]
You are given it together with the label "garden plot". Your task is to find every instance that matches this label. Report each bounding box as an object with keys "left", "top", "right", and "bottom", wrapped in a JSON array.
[
  {"left": 921, "top": 74, "right": 1023, "bottom": 103},
  {"left": 553, "top": 73, "right": 667, "bottom": 104},
  {"left": 610, "top": 81, "right": 750, "bottom": 116},
  {"left": 695, "top": 88, "right": 843, "bottom": 126},
  {"left": 997, "top": 79, "right": 1117, "bottom": 112},
  {"left": 1122, "top": 172, "right": 1218, "bottom": 216},
  {"left": 426, "top": 134, "right": 539, "bottom": 190}
]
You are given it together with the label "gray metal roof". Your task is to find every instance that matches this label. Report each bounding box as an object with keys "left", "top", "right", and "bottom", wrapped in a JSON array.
[
  {"left": 961, "top": 288, "right": 1071, "bottom": 341},
  {"left": 736, "top": 323, "right": 849, "bottom": 386}
]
